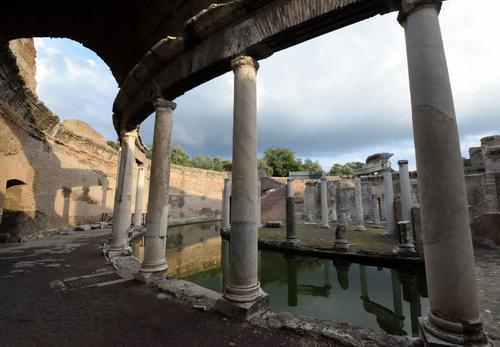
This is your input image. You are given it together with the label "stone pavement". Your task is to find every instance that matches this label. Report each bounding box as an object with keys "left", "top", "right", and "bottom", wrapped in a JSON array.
[{"left": 0, "top": 230, "right": 329, "bottom": 347}]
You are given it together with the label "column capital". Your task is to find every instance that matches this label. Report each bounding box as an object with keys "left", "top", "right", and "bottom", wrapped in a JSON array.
[
  {"left": 398, "top": 159, "right": 409, "bottom": 166},
  {"left": 397, "top": 0, "right": 442, "bottom": 25},
  {"left": 153, "top": 98, "right": 177, "bottom": 111},
  {"left": 231, "top": 55, "right": 259, "bottom": 72},
  {"left": 121, "top": 127, "right": 139, "bottom": 139}
]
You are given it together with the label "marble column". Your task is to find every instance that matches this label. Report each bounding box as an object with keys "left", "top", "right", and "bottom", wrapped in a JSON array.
[
  {"left": 139, "top": 98, "right": 176, "bottom": 281},
  {"left": 320, "top": 178, "right": 330, "bottom": 228},
  {"left": 133, "top": 165, "right": 145, "bottom": 227},
  {"left": 256, "top": 179, "right": 262, "bottom": 227},
  {"left": 223, "top": 56, "right": 265, "bottom": 304},
  {"left": 330, "top": 186, "right": 338, "bottom": 222},
  {"left": 221, "top": 178, "right": 231, "bottom": 231},
  {"left": 354, "top": 177, "right": 366, "bottom": 231},
  {"left": 286, "top": 179, "right": 298, "bottom": 243},
  {"left": 383, "top": 165, "right": 395, "bottom": 235},
  {"left": 398, "top": 160, "right": 412, "bottom": 222},
  {"left": 109, "top": 129, "right": 137, "bottom": 257},
  {"left": 399, "top": 1, "right": 488, "bottom": 344},
  {"left": 372, "top": 195, "right": 381, "bottom": 226}
]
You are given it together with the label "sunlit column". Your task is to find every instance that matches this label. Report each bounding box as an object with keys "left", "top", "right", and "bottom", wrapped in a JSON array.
[
  {"left": 133, "top": 165, "right": 145, "bottom": 227},
  {"left": 222, "top": 178, "right": 231, "bottom": 231},
  {"left": 109, "top": 129, "right": 137, "bottom": 257},
  {"left": 354, "top": 177, "right": 366, "bottom": 231},
  {"left": 139, "top": 98, "right": 176, "bottom": 281},
  {"left": 400, "top": 1, "right": 488, "bottom": 344},
  {"left": 224, "top": 56, "right": 264, "bottom": 303}
]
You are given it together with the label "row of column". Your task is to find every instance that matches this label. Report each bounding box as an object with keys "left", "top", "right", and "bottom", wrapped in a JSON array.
[{"left": 108, "top": 1, "right": 488, "bottom": 342}]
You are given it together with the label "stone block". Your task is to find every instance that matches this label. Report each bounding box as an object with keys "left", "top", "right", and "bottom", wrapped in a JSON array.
[
  {"left": 215, "top": 292, "right": 269, "bottom": 321},
  {"left": 75, "top": 224, "right": 92, "bottom": 231}
]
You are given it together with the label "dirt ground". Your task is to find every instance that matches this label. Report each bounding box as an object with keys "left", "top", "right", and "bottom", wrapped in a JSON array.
[
  {"left": 259, "top": 222, "right": 396, "bottom": 252},
  {"left": 0, "top": 230, "right": 332, "bottom": 347}
]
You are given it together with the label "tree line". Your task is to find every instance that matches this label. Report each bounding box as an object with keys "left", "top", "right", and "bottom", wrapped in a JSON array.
[{"left": 107, "top": 141, "right": 362, "bottom": 177}]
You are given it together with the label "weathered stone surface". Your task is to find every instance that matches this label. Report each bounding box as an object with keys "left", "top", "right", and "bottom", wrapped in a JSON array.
[{"left": 75, "top": 224, "right": 92, "bottom": 231}]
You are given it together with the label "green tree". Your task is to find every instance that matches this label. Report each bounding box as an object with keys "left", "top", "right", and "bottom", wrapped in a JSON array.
[
  {"left": 262, "top": 147, "right": 303, "bottom": 177},
  {"left": 328, "top": 162, "right": 363, "bottom": 177},
  {"left": 171, "top": 145, "right": 192, "bottom": 167},
  {"left": 302, "top": 159, "right": 323, "bottom": 173},
  {"left": 258, "top": 159, "right": 273, "bottom": 176},
  {"left": 107, "top": 140, "right": 120, "bottom": 151}
]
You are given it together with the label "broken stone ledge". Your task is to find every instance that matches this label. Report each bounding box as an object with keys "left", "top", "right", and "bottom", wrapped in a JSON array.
[
  {"left": 151, "top": 278, "right": 417, "bottom": 347},
  {"left": 220, "top": 229, "right": 424, "bottom": 268}
]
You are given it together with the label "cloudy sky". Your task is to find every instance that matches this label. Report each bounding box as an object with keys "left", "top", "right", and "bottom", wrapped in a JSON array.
[{"left": 35, "top": 1, "right": 500, "bottom": 171}]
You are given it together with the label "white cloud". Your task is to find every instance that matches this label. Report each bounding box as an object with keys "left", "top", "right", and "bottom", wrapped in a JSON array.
[{"left": 33, "top": 1, "right": 500, "bottom": 171}]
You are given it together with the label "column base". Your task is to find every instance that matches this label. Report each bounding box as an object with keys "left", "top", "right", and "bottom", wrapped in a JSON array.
[
  {"left": 334, "top": 240, "right": 350, "bottom": 250},
  {"left": 396, "top": 243, "right": 416, "bottom": 254},
  {"left": 418, "top": 312, "right": 492, "bottom": 347},
  {"left": 107, "top": 244, "right": 132, "bottom": 258},
  {"left": 285, "top": 238, "right": 300, "bottom": 247},
  {"left": 355, "top": 225, "right": 367, "bottom": 232},
  {"left": 136, "top": 262, "right": 168, "bottom": 283},
  {"left": 321, "top": 224, "right": 331, "bottom": 229},
  {"left": 215, "top": 289, "right": 269, "bottom": 321}
]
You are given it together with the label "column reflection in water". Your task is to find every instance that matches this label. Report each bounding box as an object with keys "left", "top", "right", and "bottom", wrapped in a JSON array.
[
  {"left": 286, "top": 255, "right": 299, "bottom": 307},
  {"left": 359, "top": 265, "right": 406, "bottom": 336},
  {"left": 400, "top": 272, "right": 421, "bottom": 336},
  {"left": 333, "top": 259, "right": 351, "bottom": 290},
  {"left": 221, "top": 239, "right": 230, "bottom": 290},
  {"left": 324, "top": 260, "right": 334, "bottom": 290}
]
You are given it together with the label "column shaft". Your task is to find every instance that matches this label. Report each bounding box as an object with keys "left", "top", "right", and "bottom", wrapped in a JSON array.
[
  {"left": 320, "top": 178, "right": 330, "bottom": 228},
  {"left": 140, "top": 99, "right": 176, "bottom": 279},
  {"left": 286, "top": 179, "right": 297, "bottom": 242},
  {"left": 225, "top": 56, "right": 262, "bottom": 303},
  {"left": 257, "top": 179, "right": 262, "bottom": 227},
  {"left": 401, "top": 2, "right": 487, "bottom": 343},
  {"left": 354, "top": 177, "right": 366, "bottom": 231},
  {"left": 133, "top": 166, "right": 145, "bottom": 227},
  {"left": 222, "top": 178, "right": 231, "bottom": 230},
  {"left": 398, "top": 160, "right": 412, "bottom": 222},
  {"left": 383, "top": 168, "right": 395, "bottom": 234},
  {"left": 109, "top": 130, "right": 137, "bottom": 256}
]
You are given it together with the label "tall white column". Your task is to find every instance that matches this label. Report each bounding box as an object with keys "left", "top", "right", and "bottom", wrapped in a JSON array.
[
  {"left": 330, "top": 186, "right": 338, "bottom": 222},
  {"left": 400, "top": 1, "right": 488, "bottom": 344},
  {"left": 320, "top": 178, "right": 330, "bottom": 228},
  {"left": 139, "top": 98, "right": 176, "bottom": 281},
  {"left": 221, "top": 178, "right": 231, "bottom": 231},
  {"left": 354, "top": 177, "right": 366, "bottom": 231},
  {"left": 383, "top": 165, "right": 395, "bottom": 235},
  {"left": 133, "top": 165, "right": 145, "bottom": 227},
  {"left": 398, "top": 160, "right": 412, "bottom": 222},
  {"left": 109, "top": 129, "right": 137, "bottom": 257},
  {"left": 224, "top": 56, "right": 264, "bottom": 304}
]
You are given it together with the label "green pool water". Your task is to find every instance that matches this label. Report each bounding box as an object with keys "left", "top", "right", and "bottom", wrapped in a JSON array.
[{"left": 183, "top": 238, "right": 429, "bottom": 337}]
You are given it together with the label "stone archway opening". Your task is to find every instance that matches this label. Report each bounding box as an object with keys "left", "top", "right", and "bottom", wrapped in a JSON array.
[{"left": 0, "top": 178, "right": 36, "bottom": 241}]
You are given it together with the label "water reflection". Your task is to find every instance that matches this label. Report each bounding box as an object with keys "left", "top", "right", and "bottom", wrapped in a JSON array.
[
  {"left": 133, "top": 222, "right": 222, "bottom": 277},
  {"left": 135, "top": 222, "right": 429, "bottom": 336},
  {"left": 186, "top": 238, "right": 429, "bottom": 337}
]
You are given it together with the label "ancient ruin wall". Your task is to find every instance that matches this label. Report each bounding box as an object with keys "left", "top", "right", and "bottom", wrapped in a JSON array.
[{"left": 0, "top": 39, "right": 225, "bottom": 240}]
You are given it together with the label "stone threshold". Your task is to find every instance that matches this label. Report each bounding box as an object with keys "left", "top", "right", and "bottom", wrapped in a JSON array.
[
  {"left": 220, "top": 230, "right": 424, "bottom": 268},
  {"left": 152, "top": 278, "right": 419, "bottom": 347}
]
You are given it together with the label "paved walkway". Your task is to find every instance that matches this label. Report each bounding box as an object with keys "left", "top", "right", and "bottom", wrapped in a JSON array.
[{"left": 0, "top": 231, "right": 329, "bottom": 347}]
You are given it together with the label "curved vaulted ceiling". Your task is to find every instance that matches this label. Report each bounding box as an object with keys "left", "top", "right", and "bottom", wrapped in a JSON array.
[{"left": 0, "top": 0, "right": 401, "bottom": 136}]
